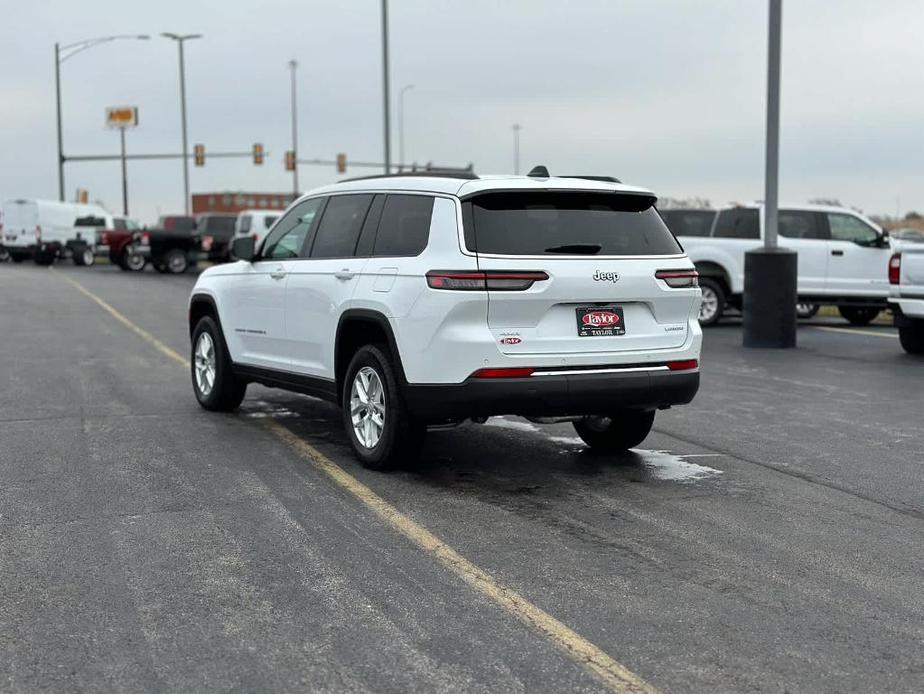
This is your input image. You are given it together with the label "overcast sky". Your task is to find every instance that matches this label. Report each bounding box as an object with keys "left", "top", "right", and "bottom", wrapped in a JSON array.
[{"left": 2, "top": 0, "right": 923, "bottom": 223}]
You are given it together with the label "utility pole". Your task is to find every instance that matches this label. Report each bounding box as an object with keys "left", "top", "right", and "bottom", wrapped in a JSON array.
[
  {"left": 162, "top": 33, "right": 202, "bottom": 215},
  {"left": 120, "top": 127, "right": 128, "bottom": 215},
  {"left": 398, "top": 83, "right": 414, "bottom": 173},
  {"left": 742, "top": 0, "right": 797, "bottom": 348},
  {"left": 289, "top": 60, "right": 299, "bottom": 196},
  {"left": 513, "top": 124, "right": 521, "bottom": 174},
  {"left": 381, "top": 0, "right": 391, "bottom": 174}
]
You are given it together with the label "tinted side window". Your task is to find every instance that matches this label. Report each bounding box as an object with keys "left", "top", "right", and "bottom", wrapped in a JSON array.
[
  {"left": 310, "top": 194, "right": 374, "bottom": 258},
  {"left": 264, "top": 215, "right": 279, "bottom": 229},
  {"left": 373, "top": 195, "right": 434, "bottom": 257},
  {"left": 827, "top": 213, "right": 879, "bottom": 245},
  {"left": 112, "top": 218, "right": 127, "bottom": 231},
  {"left": 262, "top": 198, "right": 324, "bottom": 260},
  {"left": 713, "top": 209, "right": 759, "bottom": 239},
  {"left": 660, "top": 210, "right": 715, "bottom": 237},
  {"left": 778, "top": 211, "right": 823, "bottom": 239}
]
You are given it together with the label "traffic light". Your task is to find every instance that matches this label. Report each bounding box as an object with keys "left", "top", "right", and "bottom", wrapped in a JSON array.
[
  {"left": 336, "top": 152, "right": 347, "bottom": 174},
  {"left": 253, "top": 143, "right": 264, "bottom": 165},
  {"left": 285, "top": 150, "right": 296, "bottom": 171},
  {"left": 194, "top": 144, "right": 205, "bottom": 166}
]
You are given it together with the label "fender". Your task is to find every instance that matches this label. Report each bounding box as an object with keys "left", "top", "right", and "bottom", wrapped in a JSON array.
[
  {"left": 335, "top": 309, "right": 408, "bottom": 392},
  {"left": 188, "top": 292, "right": 221, "bottom": 336}
]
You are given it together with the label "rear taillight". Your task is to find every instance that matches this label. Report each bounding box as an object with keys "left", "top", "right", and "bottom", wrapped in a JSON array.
[
  {"left": 656, "top": 269, "right": 699, "bottom": 288},
  {"left": 889, "top": 253, "right": 901, "bottom": 285},
  {"left": 470, "top": 367, "right": 535, "bottom": 378},
  {"left": 141, "top": 232, "right": 150, "bottom": 244},
  {"left": 667, "top": 359, "right": 699, "bottom": 371},
  {"left": 35, "top": 225, "right": 42, "bottom": 240},
  {"left": 251, "top": 233, "right": 258, "bottom": 242},
  {"left": 426, "top": 270, "right": 548, "bottom": 291}
]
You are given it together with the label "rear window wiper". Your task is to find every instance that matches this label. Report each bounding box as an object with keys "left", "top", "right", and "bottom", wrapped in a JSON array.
[{"left": 543, "top": 243, "right": 603, "bottom": 254}]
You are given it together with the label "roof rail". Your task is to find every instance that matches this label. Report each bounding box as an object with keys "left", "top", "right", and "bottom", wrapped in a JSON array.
[
  {"left": 561, "top": 175, "right": 622, "bottom": 184},
  {"left": 341, "top": 171, "right": 478, "bottom": 183}
]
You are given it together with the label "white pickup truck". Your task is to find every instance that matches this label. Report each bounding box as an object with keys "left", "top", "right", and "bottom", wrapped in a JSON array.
[
  {"left": 677, "top": 203, "right": 892, "bottom": 326},
  {"left": 889, "top": 242, "right": 924, "bottom": 354}
]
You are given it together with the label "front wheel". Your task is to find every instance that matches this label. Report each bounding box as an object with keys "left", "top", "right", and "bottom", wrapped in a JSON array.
[
  {"left": 121, "top": 247, "right": 146, "bottom": 272},
  {"left": 796, "top": 303, "right": 819, "bottom": 319},
  {"left": 573, "top": 410, "right": 656, "bottom": 453},
  {"left": 73, "top": 247, "right": 94, "bottom": 267},
  {"left": 342, "top": 345, "right": 424, "bottom": 471},
  {"left": 899, "top": 321, "right": 924, "bottom": 355},
  {"left": 191, "top": 316, "right": 247, "bottom": 411},
  {"left": 697, "top": 277, "right": 726, "bottom": 327},
  {"left": 838, "top": 306, "right": 880, "bottom": 326}
]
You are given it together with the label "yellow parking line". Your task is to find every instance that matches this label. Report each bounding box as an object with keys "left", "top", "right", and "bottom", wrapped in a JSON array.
[
  {"left": 60, "top": 271, "right": 656, "bottom": 694},
  {"left": 815, "top": 326, "right": 898, "bottom": 339},
  {"left": 57, "top": 271, "right": 190, "bottom": 366}
]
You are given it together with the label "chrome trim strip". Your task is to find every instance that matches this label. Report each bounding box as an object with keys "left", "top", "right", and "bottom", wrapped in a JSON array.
[{"left": 530, "top": 366, "right": 671, "bottom": 377}]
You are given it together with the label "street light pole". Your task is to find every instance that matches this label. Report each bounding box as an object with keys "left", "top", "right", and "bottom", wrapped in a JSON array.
[
  {"left": 54, "top": 34, "right": 149, "bottom": 203},
  {"left": 120, "top": 127, "right": 128, "bottom": 215},
  {"left": 162, "top": 33, "right": 202, "bottom": 215},
  {"left": 289, "top": 59, "right": 299, "bottom": 196},
  {"left": 398, "top": 84, "right": 414, "bottom": 173},
  {"left": 381, "top": 0, "right": 391, "bottom": 174},
  {"left": 512, "top": 124, "right": 521, "bottom": 174},
  {"left": 742, "top": 0, "right": 797, "bottom": 348}
]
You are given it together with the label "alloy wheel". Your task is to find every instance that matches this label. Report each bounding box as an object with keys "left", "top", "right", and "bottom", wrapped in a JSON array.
[
  {"left": 350, "top": 366, "right": 386, "bottom": 449},
  {"left": 194, "top": 332, "right": 217, "bottom": 396}
]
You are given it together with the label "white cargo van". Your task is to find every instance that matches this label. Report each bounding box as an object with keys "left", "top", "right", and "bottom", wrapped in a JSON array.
[{"left": 1, "top": 199, "right": 108, "bottom": 266}]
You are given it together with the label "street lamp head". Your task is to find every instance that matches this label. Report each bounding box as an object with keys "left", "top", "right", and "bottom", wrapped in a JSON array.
[
  {"left": 161, "top": 32, "right": 202, "bottom": 41},
  {"left": 136, "top": 35, "right": 150, "bottom": 40}
]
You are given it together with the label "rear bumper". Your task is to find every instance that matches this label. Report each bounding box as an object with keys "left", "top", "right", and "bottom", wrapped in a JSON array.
[
  {"left": 890, "top": 298, "right": 924, "bottom": 322},
  {"left": 403, "top": 368, "right": 699, "bottom": 419}
]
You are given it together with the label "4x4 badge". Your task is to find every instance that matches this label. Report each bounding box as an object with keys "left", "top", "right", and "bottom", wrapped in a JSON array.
[{"left": 593, "top": 270, "right": 619, "bottom": 282}]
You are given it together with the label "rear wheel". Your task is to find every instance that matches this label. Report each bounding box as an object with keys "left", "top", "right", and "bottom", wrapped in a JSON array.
[
  {"left": 697, "top": 277, "right": 726, "bottom": 327},
  {"left": 342, "top": 345, "right": 424, "bottom": 471},
  {"left": 72, "top": 246, "right": 94, "bottom": 267},
  {"left": 164, "top": 249, "right": 188, "bottom": 274},
  {"left": 121, "top": 247, "right": 146, "bottom": 272},
  {"left": 899, "top": 320, "right": 924, "bottom": 355},
  {"left": 573, "top": 410, "right": 656, "bottom": 453},
  {"left": 0, "top": 248, "right": 9, "bottom": 262},
  {"left": 191, "top": 316, "right": 247, "bottom": 411},
  {"left": 838, "top": 306, "right": 880, "bottom": 326},
  {"left": 796, "top": 303, "right": 819, "bottom": 319}
]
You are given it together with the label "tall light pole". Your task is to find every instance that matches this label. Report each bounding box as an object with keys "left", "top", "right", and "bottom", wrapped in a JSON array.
[
  {"left": 162, "top": 33, "right": 202, "bottom": 215},
  {"left": 54, "top": 34, "right": 149, "bottom": 202},
  {"left": 742, "top": 0, "right": 796, "bottom": 348},
  {"left": 381, "top": 0, "right": 391, "bottom": 174},
  {"left": 398, "top": 84, "right": 414, "bottom": 173},
  {"left": 289, "top": 60, "right": 299, "bottom": 196},
  {"left": 512, "top": 124, "right": 521, "bottom": 174}
]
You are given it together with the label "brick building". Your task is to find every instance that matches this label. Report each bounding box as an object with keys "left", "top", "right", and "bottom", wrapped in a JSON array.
[{"left": 191, "top": 192, "right": 296, "bottom": 215}]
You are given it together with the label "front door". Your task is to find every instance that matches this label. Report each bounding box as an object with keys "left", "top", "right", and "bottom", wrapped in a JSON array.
[
  {"left": 777, "top": 209, "right": 829, "bottom": 295},
  {"left": 222, "top": 198, "right": 323, "bottom": 370},
  {"left": 824, "top": 212, "right": 891, "bottom": 298}
]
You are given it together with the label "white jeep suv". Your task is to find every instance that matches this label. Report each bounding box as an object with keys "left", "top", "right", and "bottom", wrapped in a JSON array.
[{"left": 188, "top": 171, "right": 702, "bottom": 469}]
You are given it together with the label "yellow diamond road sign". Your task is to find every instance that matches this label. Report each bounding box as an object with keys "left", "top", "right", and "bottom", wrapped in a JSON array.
[{"left": 106, "top": 107, "right": 138, "bottom": 129}]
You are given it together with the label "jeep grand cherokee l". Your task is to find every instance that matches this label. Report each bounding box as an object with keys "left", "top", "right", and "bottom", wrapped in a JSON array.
[{"left": 187, "top": 171, "right": 702, "bottom": 469}]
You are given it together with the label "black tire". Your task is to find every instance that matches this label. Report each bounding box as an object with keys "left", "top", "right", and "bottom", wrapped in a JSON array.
[
  {"left": 697, "top": 277, "right": 726, "bottom": 327},
  {"left": 10, "top": 254, "right": 25, "bottom": 263},
  {"left": 796, "top": 303, "right": 819, "bottom": 319},
  {"left": 164, "top": 249, "right": 188, "bottom": 274},
  {"left": 72, "top": 245, "right": 94, "bottom": 267},
  {"left": 572, "top": 410, "right": 656, "bottom": 453},
  {"left": 899, "top": 321, "right": 924, "bottom": 355},
  {"left": 838, "top": 306, "right": 880, "bottom": 326},
  {"left": 121, "top": 247, "right": 146, "bottom": 272},
  {"left": 342, "top": 344, "right": 424, "bottom": 471},
  {"left": 0, "top": 249, "right": 9, "bottom": 263},
  {"left": 191, "top": 316, "right": 247, "bottom": 411}
]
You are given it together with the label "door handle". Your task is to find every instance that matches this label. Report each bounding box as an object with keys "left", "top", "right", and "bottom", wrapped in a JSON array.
[
  {"left": 831, "top": 250, "right": 844, "bottom": 257},
  {"left": 334, "top": 268, "right": 355, "bottom": 280},
  {"left": 270, "top": 267, "right": 286, "bottom": 279}
]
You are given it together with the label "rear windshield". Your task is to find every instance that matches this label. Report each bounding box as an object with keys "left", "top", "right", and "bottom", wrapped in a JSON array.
[{"left": 464, "top": 192, "right": 681, "bottom": 256}]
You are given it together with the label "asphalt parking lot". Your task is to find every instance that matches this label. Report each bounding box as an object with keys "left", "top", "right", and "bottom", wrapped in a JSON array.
[{"left": 2, "top": 263, "right": 923, "bottom": 693}]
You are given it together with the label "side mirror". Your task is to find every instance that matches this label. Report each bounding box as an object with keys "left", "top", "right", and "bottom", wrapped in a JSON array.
[{"left": 231, "top": 236, "right": 256, "bottom": 261}]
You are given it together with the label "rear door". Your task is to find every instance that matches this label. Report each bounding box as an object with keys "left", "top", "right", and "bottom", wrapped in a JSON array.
[
  {"left": 776, "top": 209, "right": 828, "bottom": 295},
  {"left": 286, "top": 194, "right": 374, "bottom": 378},
  {"left": 823, "top": 212, "right": 890, "bottom": 297},
  {"left": 463, "top": 191, "right": 697, "bottom": 356},
  {"left": 2, "top": 200, "right": 39, "bottom": 248}
]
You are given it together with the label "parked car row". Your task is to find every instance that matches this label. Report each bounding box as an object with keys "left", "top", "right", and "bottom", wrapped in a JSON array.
[{"left": 0, "top": 199, "right": 281, "bottom": 274}]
